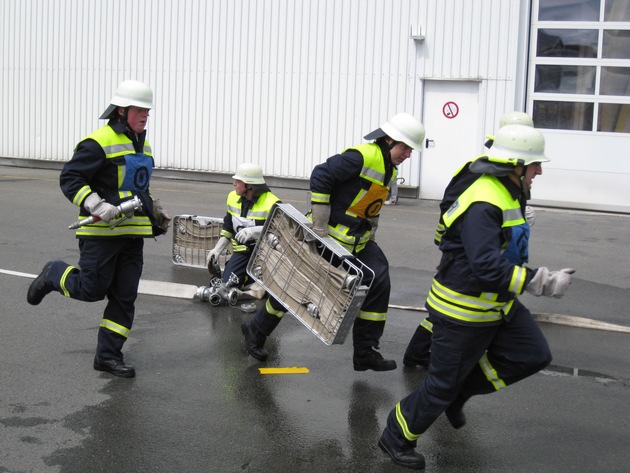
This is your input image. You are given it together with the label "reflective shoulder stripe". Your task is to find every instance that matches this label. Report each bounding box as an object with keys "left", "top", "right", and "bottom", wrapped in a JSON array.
[
  {"left": 443, "top": 175, "right": 525, "bottom": 230},
  {"left": 85, "top": 126, "right": 153, "bottom": 159},
  {"left": 346, "top": 143, "right": 387, "bottom": 185}
]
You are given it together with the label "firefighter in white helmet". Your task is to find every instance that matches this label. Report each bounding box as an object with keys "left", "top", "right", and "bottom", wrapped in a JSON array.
[
  {"left": 404, "top": 111, "right": 538, "bottom": 370},
  {"left": 379, "top": 124, "right": 575, "bottom": 469},
  {"left": 206, "top": 163, "right": 280, "bottom": 289},
  {"left": 27, "top": 79, "right": 171, "bottom": 378},
  {"left": 241, "top": 112, "right": 426, "bottom": 370}
]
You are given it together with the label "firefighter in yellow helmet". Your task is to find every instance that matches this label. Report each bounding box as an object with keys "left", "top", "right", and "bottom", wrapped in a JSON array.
[
  {"left": 379, "top": 124, "right": 575, "bottom": 469},
  {"left": 26, "top": 80, "right": 171, "bottom": 378},
  {"left": 241, "top": 112, "right": 425, "bottom": 371}
]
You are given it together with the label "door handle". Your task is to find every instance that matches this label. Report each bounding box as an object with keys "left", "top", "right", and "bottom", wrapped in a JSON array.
[{"left": 425, "top": 138, "right": 434, "bottom": 149}]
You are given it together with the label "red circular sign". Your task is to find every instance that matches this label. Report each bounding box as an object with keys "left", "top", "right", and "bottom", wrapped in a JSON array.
[{"left": 443, "top": 102, "right": 459, "bottom": 119}]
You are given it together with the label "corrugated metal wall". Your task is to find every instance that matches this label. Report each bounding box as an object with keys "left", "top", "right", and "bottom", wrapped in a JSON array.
[{"left": 1, "top": 0, "right": 523, "bottom": 188}]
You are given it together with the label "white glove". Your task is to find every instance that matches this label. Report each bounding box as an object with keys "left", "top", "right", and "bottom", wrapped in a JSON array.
[
  {"left": 153, "top": 199, "right": 172, "bottom": 233},
  {"left": 526, "top": 267, "right": 575, "bottom": 298},
  {"left": 369, "top": 216, "right": 379, "bottom": 241},
  {"left": 311, "top": 204, "right": 331, "bottom": 238},
  {"left": 206, "top": 236, "right": 230, "bottom": 267},
  {"left": 83, "top": 192, "right": 121, "bottom": 223},
  {"left": 235, "top": 226, "right": 263, "bottom": 244},
  {"left": 525, "top": 205, "right": 536, "bottom": 227}
]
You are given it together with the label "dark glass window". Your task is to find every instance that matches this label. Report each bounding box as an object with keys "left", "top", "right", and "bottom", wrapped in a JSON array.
[
  {"left": 600, "top": 67, "right": 630, "bottom": 96},
  {"left": 533, "top": 100, "right": 594, "bottom": 131},
  {"left": 598, "top": 104, "right": 630, "bottom": 132},
  {"left": 539, "top": 0, "right": 600, "bottom": 21},
  {"left": 535, "top": 65, "right": 596, "bottom": 94},
  {"left": 537, "top": 29, "right": 598, "bottom": 58}
]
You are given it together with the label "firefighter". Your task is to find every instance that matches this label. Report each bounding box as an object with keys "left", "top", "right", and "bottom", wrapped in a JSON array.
[
  {"left": 205, "top": 163, "right": 280, "bottom": 290},
  {"left": 241, "top": 112, "right": 426, "bottom": 371},
  {"left": 378, "top": 124, "right": 575, "bottom": 470},
  {"left": 403, "top": 111, "right": 536, "bottom": 370},
  {"left": 26, "top": 80, "right": 171, "bottom": 378}
]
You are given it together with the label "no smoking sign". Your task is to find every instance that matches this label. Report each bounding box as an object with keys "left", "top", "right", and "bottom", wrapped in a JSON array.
[{"left": 443, "top": 101, "right": 459, "bottom": 119}]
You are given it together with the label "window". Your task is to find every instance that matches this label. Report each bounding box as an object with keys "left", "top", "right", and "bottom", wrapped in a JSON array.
[{"left": 529, "top": 0, "right": 630, "bottom": 133}]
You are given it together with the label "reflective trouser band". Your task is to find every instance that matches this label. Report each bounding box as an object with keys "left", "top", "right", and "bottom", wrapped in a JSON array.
[
  {"left": 266, "top": 299, "right": 285, "bottom": 318},
  {"left": 420, "top": 317, "right": 433, "bottom": 333},
  {"left": 357, "top": 310, "right": 386, "bottom": 322},
  {"left": 479, "top": 352, "right": 507, "bottom": 390},
  {"left": 396, "top": 402, "right": 421, "bottom": 442},
  {"left": 59, "top": 265, "right": 77, "bottom": 297},
  {"left": 100, "top": 319, "right": 131, "bottom": 338}
]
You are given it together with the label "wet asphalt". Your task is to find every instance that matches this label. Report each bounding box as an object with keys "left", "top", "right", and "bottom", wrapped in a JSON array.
[{"left": 1, "top": 164, "right": 629, "bottom": 473}]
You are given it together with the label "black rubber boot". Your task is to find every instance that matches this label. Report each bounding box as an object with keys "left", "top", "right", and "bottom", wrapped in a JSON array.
[
  {"left": 353, "top": 347, "right": 397, "bottom": 371},
  {"left": 241, "top": 319, "right": 268, "bottom": 361}
]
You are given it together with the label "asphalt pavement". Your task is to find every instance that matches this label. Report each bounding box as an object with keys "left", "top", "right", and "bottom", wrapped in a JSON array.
[{"left": 1, "top": 164, "right": 629, "bottom": 473}]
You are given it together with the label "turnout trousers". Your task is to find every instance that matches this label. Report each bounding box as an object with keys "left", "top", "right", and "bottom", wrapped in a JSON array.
[
  {"left": 251, "top": 239, "right": 391, "bottom": 350},
  {"left": 45, "top": 238, "right": 144, "bottom": 361},
  {"left": 384, "top": 298, "right": 552, "bottom": 448}
]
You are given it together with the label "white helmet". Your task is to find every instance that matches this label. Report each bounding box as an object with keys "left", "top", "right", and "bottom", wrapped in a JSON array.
[
  {"left": 489, "top": 124, "right": 550, "bottom": 165},
  {"left": 100, "top": 80, "right": 154, "bottom": 119},
  {"left": 499, "top": 111, "right": 534, "bottom": 128},
  {"left": 232, "top": 163, "right": 265, "bottom": 185},
  {"left": 364, "top": 112, "right": 426, "bottom": 150}
]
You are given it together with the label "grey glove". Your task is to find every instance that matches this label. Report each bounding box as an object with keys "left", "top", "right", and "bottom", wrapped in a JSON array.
[
  {"left": 206, "top": 236, "right": 230, "bottom": 267},
  {"left": 525, "top": 205, "right": 536, "bottom": 227},
  {"left": 369, "top": 216, "right": 379, "bottom": 241},
  {"left": 311, "top": 203, "right": 331, "bottom": 238},
  {"left": 153, "top": 199, "right": 172, "bottom": 233},
  {"left": 234, "top": 226, "right": 263, "bottom": 244},
  {"left": 526, "top": 267, "right": 575, "bottom": 298},
  {"left": 83, "top": 192, "right": 120, "bottom": 223}
]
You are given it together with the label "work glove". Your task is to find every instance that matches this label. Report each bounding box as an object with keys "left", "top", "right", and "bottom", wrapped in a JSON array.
[
  {"left": 83, "top": 192, "right": 121, "bottom": 223},
  {"left": 369, "top": 216, "right": 379, "bottom": 241},
  {"left": 206, "top": 236, "right": 230, "bottom": 270},
  {"left": 234, "top": 226, "right": 263, "bottom": 244},
  {"left": 525, "top": 205, "right": 536, "bottom": 227},
  {"left": 153, "top": 199, "right": 172, "bottom": 233},
  {"left": 525, "top": 267, "right": 575, "bottom": 298},
  {"left": 311, "top": 203, "right": 331, "bottom": 238}
]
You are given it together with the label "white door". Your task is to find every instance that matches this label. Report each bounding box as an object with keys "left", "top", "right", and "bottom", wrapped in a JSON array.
[{"left": 421, "top": 81, "right": 481, "bottom": 200}]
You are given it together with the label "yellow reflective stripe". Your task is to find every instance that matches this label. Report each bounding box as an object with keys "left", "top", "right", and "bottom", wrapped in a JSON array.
[
  {"left": 227, "top": 204, "right": 240, "bottom": 215},
  {"left": 266, "top": 299, "right": 285, "bottom": 318},
  {"left": 420, "top": 317, "right": 433, "bottom": 332},
  {"left": 73, "top": 186, "right": 92, "bottom": 206},
  {"left": 432, "top": 279, "right": 500, "bottom": 310},
  {"left": 395, "top": 402, "right": 421, "bottom": 442},
  {"left": 59, "top": 265, "right": 77, "bottom": 297},
  {"left": 479, "top": 352, "right": 506, "bottom": 390},
  {"left": 220, "top": 229, "right": 233, "bottom": 239},
  {"left": 346, "top": 189, "right": 368, "bottom": 218},
  {"left": 101, "top": 143, "right": 136, "bottom": 156},
  {"left": 100, "top": 318, "right": 131, "bottom": 338},
  {"left": 426, "top": 281, "right": 504, "bottom": 323},
  {"left": 360, "top": 165, "right": 385, "bottom": 183},
  {"left": 118, "top": 190, "right": 133, "bottom": 198},
  {"left": 247, "top": 210, "right": 271, "bottom": 219},
  {"left": 75, "top": 216, "right": 153, "bottom": 237},
  {"left": 311, "top": 192, "right": 330, "bottom": 204},
  {"left": 509, "top": 266, "right": 527, "bottom": 294},
  {"left": 357, "top": 310, "right": 386, "bottom": 322},
  {"left": 231, "top": 241, "right": 248, "bottom": 252}
]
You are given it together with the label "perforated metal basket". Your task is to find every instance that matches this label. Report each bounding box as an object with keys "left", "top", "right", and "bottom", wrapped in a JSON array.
[
  {"left": 247, "top": 204, "right": 373, "bottom": 345},
  {"left": 172, "top": 215, "right": 232, "bottom": 269}
]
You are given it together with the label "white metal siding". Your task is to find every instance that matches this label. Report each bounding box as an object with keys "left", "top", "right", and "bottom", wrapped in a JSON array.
[{"left": 2, "top": 0, "right": 532, "bottom": 196}]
